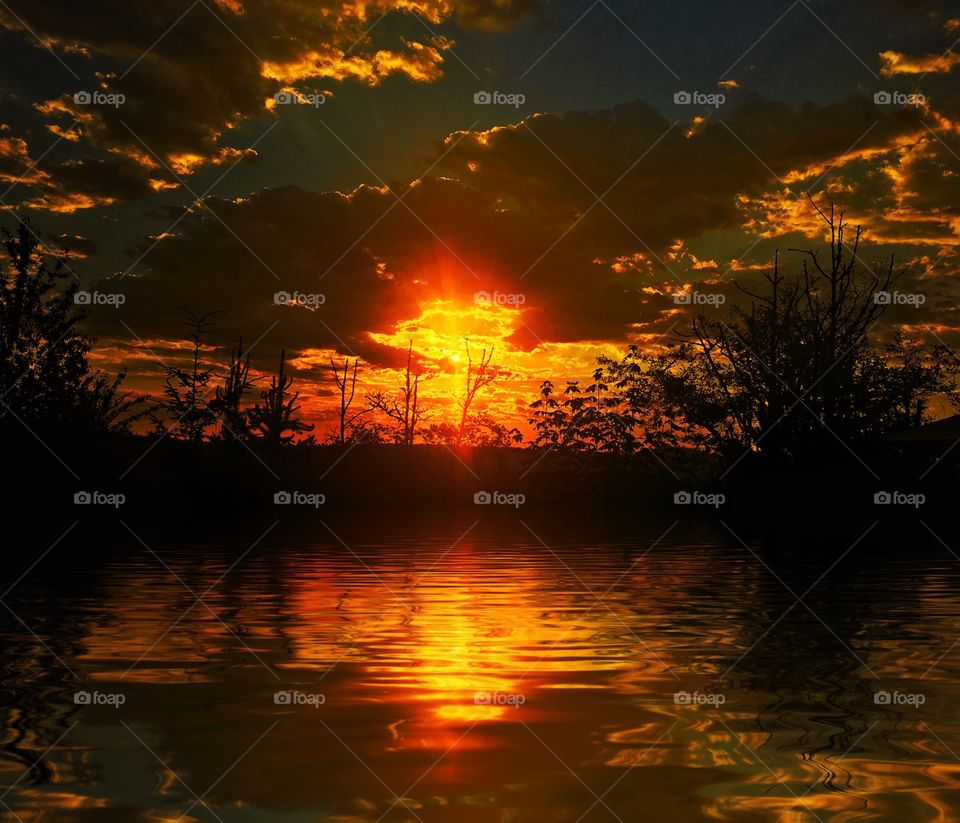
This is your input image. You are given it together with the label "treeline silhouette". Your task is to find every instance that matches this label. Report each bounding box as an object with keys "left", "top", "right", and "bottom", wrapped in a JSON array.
[{"left": 2, "top": 205, "right": 958, "bottom": 511}]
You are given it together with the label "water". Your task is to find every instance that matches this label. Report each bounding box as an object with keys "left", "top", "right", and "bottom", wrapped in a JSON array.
[{"left": 3, "top": 514, "right": 960, "bottom": 821}]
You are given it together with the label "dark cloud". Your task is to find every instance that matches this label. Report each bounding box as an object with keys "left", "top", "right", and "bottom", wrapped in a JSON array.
[{"left": 82, "top": 94, "right": 956, "bottom": 375}]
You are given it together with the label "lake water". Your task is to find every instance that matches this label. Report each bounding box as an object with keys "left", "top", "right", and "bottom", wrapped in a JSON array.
[{"left": 2, "top": 513, "right": 960, "bottom": 821}]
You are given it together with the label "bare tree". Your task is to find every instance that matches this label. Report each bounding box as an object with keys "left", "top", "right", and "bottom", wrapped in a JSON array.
[
  {"left": 456, "top": 339, "right": 497, "bottom": 446},
  {"left": 328, "top": 356, "right": 369, "bottom": 444},
  {"left": 366, "top": 340, "right": 431, "bottom": 445}
]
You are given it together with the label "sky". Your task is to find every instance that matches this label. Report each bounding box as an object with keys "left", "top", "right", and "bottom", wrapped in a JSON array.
[{"left": 1, "top": 0, "right": 958, "bottom": 434}]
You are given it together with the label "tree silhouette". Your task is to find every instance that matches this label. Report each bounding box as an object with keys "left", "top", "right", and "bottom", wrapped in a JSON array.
[
  {"left": 160, "top": 310, "right": 221, "bottom": 442},
  {"left": 456, "top": 339, "right": 497, "bottom": 447},
  {"left": 328, "top": 356, "right": 368, "bottom": 445},
  {"left": 607, "top": 205, "right": 959, "bottom": 465},
  {"left": 248, "top": 348, "right": 314, "bottom": 445},
  {"left": 0, "top": 219, "right": 146, "bottom": 432},
  {"left": 366, "top": 341, "right": 431, "bottom": 445},
  {"left": 214, "top": 338, "right": 257, "bottom": 441}
]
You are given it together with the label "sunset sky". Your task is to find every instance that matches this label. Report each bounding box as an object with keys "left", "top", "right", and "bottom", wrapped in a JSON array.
[{"left": 1, "top": 0, "right": 958, "bottom": 433}]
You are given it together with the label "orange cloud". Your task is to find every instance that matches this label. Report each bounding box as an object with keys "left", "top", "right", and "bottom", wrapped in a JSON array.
[{"left": 879, "top": 49, "right": 960, "bottom": 76}]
